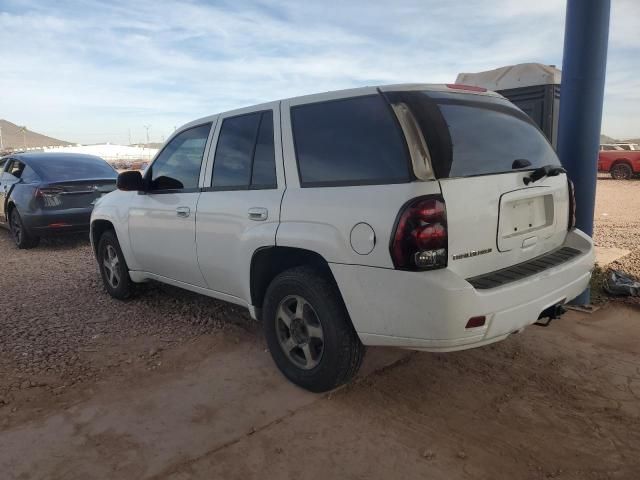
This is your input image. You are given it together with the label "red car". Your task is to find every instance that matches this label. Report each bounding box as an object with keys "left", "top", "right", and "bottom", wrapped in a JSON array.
[{"left": 598, "top": 150, "right": 640, "bottom": 179}]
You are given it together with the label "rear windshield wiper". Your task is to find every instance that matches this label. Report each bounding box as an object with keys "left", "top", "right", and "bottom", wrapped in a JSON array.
[{"left": 523, "top": 165, "right": 567, "bottom": 185}]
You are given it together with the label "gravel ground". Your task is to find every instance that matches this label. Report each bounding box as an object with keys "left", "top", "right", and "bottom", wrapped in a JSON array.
[
  {"left": 0, "top": 176, "right": 637, "bottom": 409},
  {"left": 593, "top": 176, "right": 640, "bottom": 304},
  {"left": 0, "top": 234, "right": 251, "bottom": 409}
]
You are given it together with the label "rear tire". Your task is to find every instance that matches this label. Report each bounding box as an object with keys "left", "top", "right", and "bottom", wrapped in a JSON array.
[
  {"left": 610, "top": 163, "right": 632, "bottom": 180},
  {"left": 263, "top": 266, "right": 365, "bottom": 393},
  {"left": 9, "top": 207, "right": 39, "bottom": 249},
  {"left": 97, "top": 229, "right": 134, "bottom": 300}
]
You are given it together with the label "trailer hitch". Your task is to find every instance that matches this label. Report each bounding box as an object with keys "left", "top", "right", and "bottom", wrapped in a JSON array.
[{"left": 534, "top": 304, "right": 567, "bottom": 327}]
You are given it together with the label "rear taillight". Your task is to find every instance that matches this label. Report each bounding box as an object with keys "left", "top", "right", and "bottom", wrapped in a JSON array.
[
  {"left": 567, "top": 179, "right": 576, "bottom": 230},
  {"left": 35, "top": 187, "right": 63, "bottom": 207},
  {"left": 35, "top": 187, "right": 64, "bottom": 197},
  {"left": 390, "top": 195, "right": 447, "bottom": 270}
]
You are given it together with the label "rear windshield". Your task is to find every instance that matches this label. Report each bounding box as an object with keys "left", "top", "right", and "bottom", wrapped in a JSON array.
[
  {"left": 385, "top": 91, "right": 561, "bottom": 178},
  {"left": 31, "top": 156, "right": 117, "bottom": 181}
]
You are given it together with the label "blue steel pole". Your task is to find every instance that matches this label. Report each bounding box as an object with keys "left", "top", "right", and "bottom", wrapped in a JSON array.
[{"left": 556, "top": 0, "right": 610, "bottom": 305}]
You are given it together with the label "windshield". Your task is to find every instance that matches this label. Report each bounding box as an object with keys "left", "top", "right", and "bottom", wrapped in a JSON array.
[
  {"left": 30, "top": 155, "right": 117, "bottom": 182},
  {"left": 385, "top": 91, "right": 561, "bottom": 178}
]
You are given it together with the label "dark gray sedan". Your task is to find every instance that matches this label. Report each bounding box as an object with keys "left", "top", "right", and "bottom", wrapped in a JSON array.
[{"left": 0, "top": 152, "right": 117, "bottom": 248}]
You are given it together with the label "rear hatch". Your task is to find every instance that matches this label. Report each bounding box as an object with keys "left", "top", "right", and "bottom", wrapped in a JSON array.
[{"left": 383, "top": 87, "right": 570, "bottom": 279}]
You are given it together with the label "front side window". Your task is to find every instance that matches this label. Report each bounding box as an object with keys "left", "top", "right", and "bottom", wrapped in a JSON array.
[
  {"left": 211, "top": 111, "right": 276, "bottom": 190},
  {"left": 291, "top": 95, "right": 411, "bottom": 187},
  {"left": 149, "top": 123, "right": 212, "bottom": 191}
]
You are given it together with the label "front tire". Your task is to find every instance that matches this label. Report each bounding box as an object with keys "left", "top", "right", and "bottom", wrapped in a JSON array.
[
  {"left": 610, "top": 163, "right": 632, "bottom": 180},
  {"left": 263, "top": 266, "right": 365, "bottom": 393},
  {"left": 97, "top": 229, "right": 134, "bottom": 300},
  {"left": 9, "top": 207, "right": 39, "bottom": 249}
]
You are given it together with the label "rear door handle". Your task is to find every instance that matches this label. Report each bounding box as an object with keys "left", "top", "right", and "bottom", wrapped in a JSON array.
[
  {"left": 248, "top": 207, "right": 268, "bottom": 221},
  {"left": 176, "top": 206, "right": 190, "bottom": 218}
]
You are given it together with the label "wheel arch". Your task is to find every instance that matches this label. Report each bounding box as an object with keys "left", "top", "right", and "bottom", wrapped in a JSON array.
[
  {"left": 5, "top": 199, "right": 16, "bottom": 220},
  {"left": 610, "top": 158, "right": 632, "bottom": 169},
  {"left": 250, "top": 246, "right": 340, "bottom": 318},
  {"left": 90, "top": 219, "right": 116, "bottom": 255}
]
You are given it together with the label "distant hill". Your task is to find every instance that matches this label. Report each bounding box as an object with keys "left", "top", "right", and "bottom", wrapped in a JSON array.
[
  {"left": 600, "top": 134, "right": 618, "bottom": 144},
  {"left": 0, "top": 119, "right": 72, "bottom": 151},
  {"left": 600, "top": 134, "right": 640, "bottom": 145}
]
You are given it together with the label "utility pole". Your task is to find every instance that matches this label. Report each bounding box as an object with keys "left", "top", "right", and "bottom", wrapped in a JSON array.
[
  {"left": 143, "top": 124, "right": 151, "bottom": 147},
  {"left": 128, "top": 128, "right": 132, "bottom": 146},
  {"left": 0, "top": 125, "right": 3, "bottom": 150},
  {"left": 21, "top": 126, "right": 27, "bottom": 150}
]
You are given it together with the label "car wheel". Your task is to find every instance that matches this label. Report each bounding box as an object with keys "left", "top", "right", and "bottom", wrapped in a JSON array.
[
  {"left": 97, "top": 229, "right": 134, "bottom": 300},
  {"left": 263, "top": 266, "right": 365, "bottom": 393},
  {"left": 610, "top": 163, "right": 632, "bottom": 180},
  {"left": 9, "top": 207, "right": 39, "bottom": 249}
]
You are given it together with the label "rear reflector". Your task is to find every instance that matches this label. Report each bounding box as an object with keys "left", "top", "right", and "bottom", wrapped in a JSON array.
[
  {"left": 445, "top": 83, "right": 487, "bottom": 92},
  {"left": 567, "top": 178, "right": 576, "bottom": 230},
  {"left": 465, "top": 316, "right": 486, "bottom": 329},
  {"left": 48, "top": 222, "right": 71, "bottom": 228}
]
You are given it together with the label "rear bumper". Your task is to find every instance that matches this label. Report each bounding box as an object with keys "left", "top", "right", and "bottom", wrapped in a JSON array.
[
  {"left": 22, "top": 208, "right": 93, "bottom": 236},
  {"left": 330, "top": 229, "right": 594, "bottom": 352}
]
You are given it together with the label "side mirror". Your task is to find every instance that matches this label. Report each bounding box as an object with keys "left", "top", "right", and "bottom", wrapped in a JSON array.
[{"left": 117, "top": 170, "right": 144, "bottom": 191}]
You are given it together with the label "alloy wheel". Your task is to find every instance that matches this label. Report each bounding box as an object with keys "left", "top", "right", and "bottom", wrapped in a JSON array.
[
  {"left": 10, "top": 210, "right": 23, "bottom": 245},
  {"left": 611, "top": 164, "right": 630, "bottom": 180},
  {"left": 102, "top": 244, "right": 121, "bottom": 289},
  {"left": 275, "top": 295, "right": 324, "bottom": 370}
]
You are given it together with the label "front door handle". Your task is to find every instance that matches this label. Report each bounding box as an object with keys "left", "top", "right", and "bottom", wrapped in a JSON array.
[
  {"left": 248, "top": 207, "right": 268, "bottom": 221},
  {"left": 176, "top": 206, "right": 191, "bottom": 218}
]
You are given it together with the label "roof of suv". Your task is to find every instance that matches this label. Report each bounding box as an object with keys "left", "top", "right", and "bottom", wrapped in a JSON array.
[{"left": 182, "top": 83, "right": 504, "bottom": 133}]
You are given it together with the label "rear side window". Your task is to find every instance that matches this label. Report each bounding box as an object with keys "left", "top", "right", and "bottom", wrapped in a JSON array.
[
  {"left": 150, "top": 123, "right": 211, "bottom": 191},
  {"left": 291, "top": 95, "right": 411, "bottom": 187},
  {"left": 5, "top": 160, "right": 25, "bottom": 178},
  {"left": 212, "top": 111, "right": 276, "bottom": 190},
  {"left": 386, "top": 91, "right": 560, "bottom": 178}
]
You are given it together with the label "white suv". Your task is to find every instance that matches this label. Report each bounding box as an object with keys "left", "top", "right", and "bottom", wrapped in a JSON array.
[{"left": 91, "top": 84, "right": 594, "bottom": 392}]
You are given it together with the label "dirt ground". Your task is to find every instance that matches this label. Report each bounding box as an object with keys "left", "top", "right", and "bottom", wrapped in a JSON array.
[{"left": 1, "top": 179, "right": 639, "bottom": 479}]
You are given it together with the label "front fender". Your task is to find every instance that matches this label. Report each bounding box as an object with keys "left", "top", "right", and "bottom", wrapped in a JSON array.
[{"left": 90, "top": 191, "right": 140, "bottom": 270}]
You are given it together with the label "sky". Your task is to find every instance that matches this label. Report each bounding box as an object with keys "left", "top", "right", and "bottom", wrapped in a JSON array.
[{"left": 0, "top": 0, "right": 638, "bottom": 145}]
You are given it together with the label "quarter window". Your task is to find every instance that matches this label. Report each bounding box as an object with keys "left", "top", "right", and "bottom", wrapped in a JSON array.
[
  {"left": 212, "top": 111, "right": 276, "bottom": 190},
  {"left": 149, "top": 123, "right": 212, "bottom": 191},
  {"left": 291, "top": 95, "right": 411, "bottom": 187},
  {"left": 20, "top": 165, "right": 40, "bottom": 183}
]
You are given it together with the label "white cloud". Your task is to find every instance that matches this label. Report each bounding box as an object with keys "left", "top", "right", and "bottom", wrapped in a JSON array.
[{"left": 0, "top": 0, "right": 637, "bottom": 143}]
